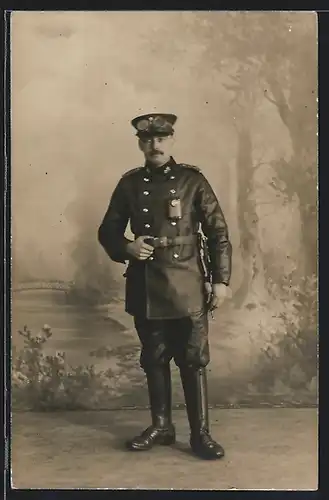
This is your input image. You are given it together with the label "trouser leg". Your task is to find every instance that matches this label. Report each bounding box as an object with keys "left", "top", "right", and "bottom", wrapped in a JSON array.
[{"left": 126, "top": 317, "right": 176, "bottom": 451}]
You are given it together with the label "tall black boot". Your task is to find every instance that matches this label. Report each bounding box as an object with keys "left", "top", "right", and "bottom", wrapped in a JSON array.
[
  {"left": 126, "top": 364, "right": 176, "bottom": 451},
  {"left": 180, "top": 366, "right": 224, "bottom": 460}
]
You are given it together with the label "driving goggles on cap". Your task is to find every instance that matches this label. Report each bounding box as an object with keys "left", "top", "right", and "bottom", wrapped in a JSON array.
[{"left": 136, "top": 115, "right": 169, "bottom": 132}]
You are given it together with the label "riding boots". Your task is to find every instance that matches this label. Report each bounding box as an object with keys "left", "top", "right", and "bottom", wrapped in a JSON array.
[
  {"left": 126, "top": 364, "right": 176, "bottom": 450},
  {"left": 180, "top": 366, "right": 225, "bottom": 460}
]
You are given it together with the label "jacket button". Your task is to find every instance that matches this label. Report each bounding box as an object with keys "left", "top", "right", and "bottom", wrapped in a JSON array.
[
  {"left": 143, "top": 178, "right": 150, "bottom": 182},
  {"left": 145, "top": 223, "right": 151, "bottom": 228},
  {"left": 173, "top": 253, "right": 179, "bottom": 258},
  {"left": 171, "top": 221, "right": 177, "bottom": 226},
  {"left": 149, "top": 256, "right": 154, "bottom": 261},
  {"left": 143, "top": 191, "right": 150, "bottom": 195},
  {"left": 170, "top": 175, "right": 175, "bottom": 180},
  {"left": 143, "top": 208, "right": 149, "bottom": 212},
  {"left": 170, "top": 189, "right": 176, "bottom": 194}
]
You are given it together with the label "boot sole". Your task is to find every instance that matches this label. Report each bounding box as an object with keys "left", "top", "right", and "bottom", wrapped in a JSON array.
[
  {"left": 192, "top": 451, "right": 225, "bottom": 460},
  {"left": 191, "top": 445, "right": 225, "bottom": 460}
]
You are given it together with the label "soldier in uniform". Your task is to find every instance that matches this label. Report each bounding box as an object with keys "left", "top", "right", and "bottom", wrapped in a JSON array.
[{"left": 98, "top": 113, "right": 232, "bottom": 460}]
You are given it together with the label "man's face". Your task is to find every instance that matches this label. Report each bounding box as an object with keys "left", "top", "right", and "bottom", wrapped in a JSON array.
[{"left": 138, "top": 134, "right": 174, "bottom": 166}]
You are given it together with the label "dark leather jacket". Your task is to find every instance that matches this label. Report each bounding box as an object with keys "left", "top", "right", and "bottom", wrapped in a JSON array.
[{"left": 98, "top": 157, "right": 232, "bottom": 319}]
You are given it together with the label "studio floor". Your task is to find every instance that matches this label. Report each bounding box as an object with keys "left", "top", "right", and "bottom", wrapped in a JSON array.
[{"left": 11, "top": 408, "right": 317, "bottom": 490}]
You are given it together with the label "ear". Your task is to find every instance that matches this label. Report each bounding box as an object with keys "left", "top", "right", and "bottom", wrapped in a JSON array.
[{"left": 138, "top": 138, "right": 144, "bottom": 151}]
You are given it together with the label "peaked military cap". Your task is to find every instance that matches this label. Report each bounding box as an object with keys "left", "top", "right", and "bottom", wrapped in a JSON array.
[{"left": 131, "top": 113, "right": 177, "bottom": 138}]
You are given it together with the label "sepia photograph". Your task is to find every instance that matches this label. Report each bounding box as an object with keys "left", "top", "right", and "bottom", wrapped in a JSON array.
[{"left": 10, "top": 10, "right": 318, "bottom": 490}]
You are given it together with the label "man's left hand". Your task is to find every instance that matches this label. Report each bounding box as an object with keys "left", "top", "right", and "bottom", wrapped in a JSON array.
[{"left": 209, "top": 283, "right": 232, "bottom": 311}]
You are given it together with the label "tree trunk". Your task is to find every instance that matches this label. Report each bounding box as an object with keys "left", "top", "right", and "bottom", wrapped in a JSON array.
[
  {"left": 288, "top": 150, "right": 317, "bottom": 280},
  {"left": 299, "top": 202, "right": 317, "bottom": 277},
  {"left": 234, "top": 127, "right": 266, "bottom": 308},
  {"left": 266, "top": 76, "right": 317, "bottom": 279}
]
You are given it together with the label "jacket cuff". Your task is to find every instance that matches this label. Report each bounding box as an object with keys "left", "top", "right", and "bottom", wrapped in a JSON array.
[
  {"left": 109, "top": 238, "right": 133, "bottom": 264},
  {"left": 118, "top": 238, "right": 133, "bottom": 262},
  {"left": 212, "top": 273, "right": 230, "bottom": 286}
]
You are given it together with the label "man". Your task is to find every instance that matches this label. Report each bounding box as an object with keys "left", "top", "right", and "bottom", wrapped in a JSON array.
[{"left": 98, "top": 113, "right": 232, "bottom": 460}]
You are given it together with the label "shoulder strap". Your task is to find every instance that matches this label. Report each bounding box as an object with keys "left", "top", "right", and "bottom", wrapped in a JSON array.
[
  {"left": 121, "top": 166, "right": 143, "bottom": 178},
  {"left": 179, "top": 163, "right": 201, "bottom": 172}
]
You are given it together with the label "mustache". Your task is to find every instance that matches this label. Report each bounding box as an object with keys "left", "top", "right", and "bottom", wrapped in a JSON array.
[{"left": 150, "top": 150, "right": 163, "bottom": 155}]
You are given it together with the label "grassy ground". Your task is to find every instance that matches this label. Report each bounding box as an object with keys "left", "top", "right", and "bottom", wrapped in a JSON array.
[{"left": 11, "top": 408, "right": 318, "bottom": 490}]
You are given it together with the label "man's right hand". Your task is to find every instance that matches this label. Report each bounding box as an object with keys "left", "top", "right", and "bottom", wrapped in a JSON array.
[{"left": 126, "top": 236, "right": 154, "bottom": 260}]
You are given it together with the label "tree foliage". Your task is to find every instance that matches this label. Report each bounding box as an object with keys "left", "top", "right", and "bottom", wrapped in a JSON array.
[{"left": 188, "top": 12, "right": 317, "bottom": 282}]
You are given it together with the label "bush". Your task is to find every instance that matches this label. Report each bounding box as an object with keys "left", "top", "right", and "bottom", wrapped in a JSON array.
[
  {"left": 250, "top": 274, "right": 318, "bottom": 400},
  {"left": 12, "top": 325, "right": 143, "bottom": 411}
]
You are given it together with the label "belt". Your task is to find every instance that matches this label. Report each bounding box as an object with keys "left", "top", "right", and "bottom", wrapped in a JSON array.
[{"left": 144, "top": 235, "right": 197, "bottom": 248}]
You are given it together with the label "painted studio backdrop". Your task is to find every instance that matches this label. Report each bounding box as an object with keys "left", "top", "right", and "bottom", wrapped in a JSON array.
[{"left": 11, "top": 11, "right": 318, "bottom": 410}]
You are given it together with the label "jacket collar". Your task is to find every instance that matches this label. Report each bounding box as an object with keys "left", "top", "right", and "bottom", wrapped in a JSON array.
[{"left": 144, "top": 156, "right": 177, "bottom": 176}]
